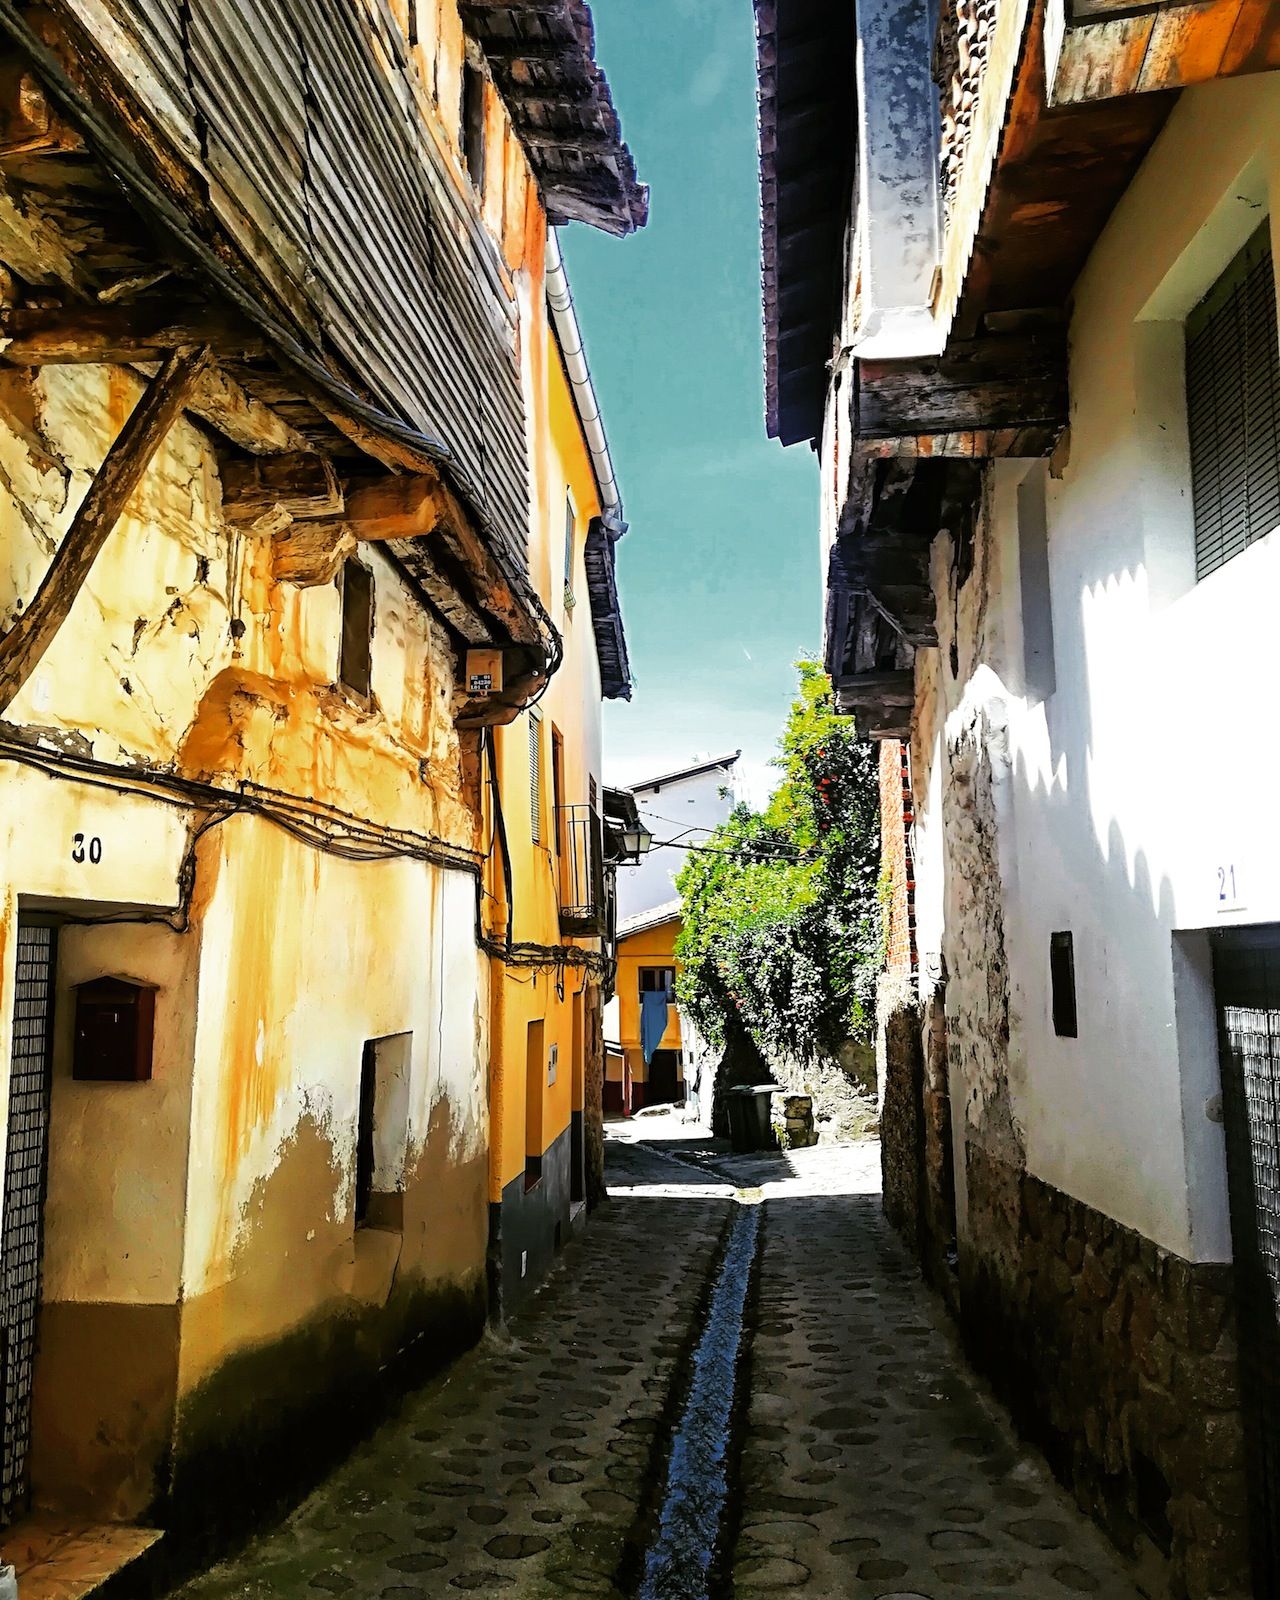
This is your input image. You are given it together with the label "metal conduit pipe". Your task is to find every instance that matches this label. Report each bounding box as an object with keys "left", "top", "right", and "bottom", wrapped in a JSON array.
[{"left": 544, "top": 228, "right": 624, "bottom": 536}]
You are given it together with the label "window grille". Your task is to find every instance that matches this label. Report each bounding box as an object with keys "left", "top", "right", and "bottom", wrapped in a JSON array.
[
  {"left": 1186, "top": 221, "right": 1280, "bottom": 580},
  {"left": 528, "top": 711, "right": 542, "bottom": 844}
]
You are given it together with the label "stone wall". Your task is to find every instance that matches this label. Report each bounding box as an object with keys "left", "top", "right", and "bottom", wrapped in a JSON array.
[
  {"left": 962, "top": 1143, "right": 1250, "bottom": 1600},
  {"left": 878, "top": 976, "right": 925, "bottom": 1257},
  {"left": 879, "top": 738, "right": 917, "bottom": 974},
  {"left": 878, "top": 974, "right": 959, "bottom": 1313}
]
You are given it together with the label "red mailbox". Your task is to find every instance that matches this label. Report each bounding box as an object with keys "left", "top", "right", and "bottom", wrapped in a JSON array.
[{"left": 72, "top": 978, "right": 156, "bottom": 1082}]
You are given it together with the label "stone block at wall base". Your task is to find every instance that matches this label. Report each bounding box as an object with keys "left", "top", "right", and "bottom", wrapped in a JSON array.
[{"left": 961, "top": 1141, "right": 1251, "bottom": 1600}]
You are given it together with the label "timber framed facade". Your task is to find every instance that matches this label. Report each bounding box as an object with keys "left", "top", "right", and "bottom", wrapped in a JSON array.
[
  {"left": 0, "top": 0, "right": 641, "bottom": 1559},
  {"left": 758, "top": 2, "right": 1280, "bottom": 1595}
]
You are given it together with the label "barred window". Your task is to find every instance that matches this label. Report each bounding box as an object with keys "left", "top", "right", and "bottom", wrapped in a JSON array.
[{"left": 1186, "top": 222, "right": 1280, "bottom": 580}]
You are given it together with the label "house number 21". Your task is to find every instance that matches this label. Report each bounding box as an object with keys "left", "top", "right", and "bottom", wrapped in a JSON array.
[
  {"left": 71, "top": 833, "right": 102, "bottom": 864},
  {"left": 1216, "top": 863, "right": 1243, "bottom": 911}
]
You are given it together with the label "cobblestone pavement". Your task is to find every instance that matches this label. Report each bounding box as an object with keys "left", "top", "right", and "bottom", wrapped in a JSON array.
[
  {"left": 722, "top": 1142, "right": 1145, "bottom": 1600},
  {"left": 176, "top": 1139, "right": 728, "bottom": 1600},
  {"left": 174, "top": 1135, "right": 1146, "bottom": 1600}
]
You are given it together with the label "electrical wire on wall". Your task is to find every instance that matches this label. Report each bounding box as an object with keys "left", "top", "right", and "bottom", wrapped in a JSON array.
[
  {"left": 0, "top": 732, "right": 485, "bottom": 932},
  {"left": 474, "top": 729, "right": 616, "bottom": 986}
]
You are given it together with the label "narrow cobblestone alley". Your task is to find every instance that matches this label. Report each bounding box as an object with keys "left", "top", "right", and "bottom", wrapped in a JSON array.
[{"left": 175, "top": 1138, "right": 1146, "bottom": 1600}]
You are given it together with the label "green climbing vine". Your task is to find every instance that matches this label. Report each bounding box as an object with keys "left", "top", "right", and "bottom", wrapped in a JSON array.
[{"left": 674, "top": 660, "right": 881, "bottom": 1067}]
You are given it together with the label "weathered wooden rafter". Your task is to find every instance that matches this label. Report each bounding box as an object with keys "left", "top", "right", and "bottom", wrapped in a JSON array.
[
  {"left": 0, "top": 302, "right": 263, "bottom": 365},
  {"left": 855, "top": 333, "right": 1067, "bottom": 457},
  {"left": 221, "top": 452, "right": 343, "bottom": 529},
  {"left": 345, "top": 471, "right": 542, "bottom": 649},
  {"left": 0, "top": 20, "right": 555, "bottom": 704},
  {"left": 0, "top": 345, "right": 209, "bottom": 711},
  {"left": 1048, "top": 0, "right": 1280, "bottom": 106}
]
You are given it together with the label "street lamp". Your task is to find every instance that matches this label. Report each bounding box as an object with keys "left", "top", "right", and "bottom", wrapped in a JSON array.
[{"left": 619, "top": 822, "right": 653, "bottom": 861}]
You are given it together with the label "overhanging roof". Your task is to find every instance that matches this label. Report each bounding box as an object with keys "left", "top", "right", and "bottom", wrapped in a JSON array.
[
  {"left": 630, "top": 751, "right": 740, "bottom": 793},
  {"left": 618, "top": 898, "right": 682, "bottom": 941},
  {"left": 755, "top": 0, "right": 855, "bottom": 446},
  {"left": 584, "top": 517, "right": 631, "bottom": 700},
  {"left": 463, "top": 0, "right": 648, "bottom": 237}
]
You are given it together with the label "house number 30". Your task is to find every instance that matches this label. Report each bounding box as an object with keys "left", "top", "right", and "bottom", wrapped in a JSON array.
[{"left": 71, "top": 833, "right": 102, "bottom": 864}]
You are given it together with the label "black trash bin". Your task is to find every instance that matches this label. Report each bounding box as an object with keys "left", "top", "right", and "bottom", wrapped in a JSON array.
[
  {"left": 725, "top": 1086, "right": 751, "bottom": 1153},
  {"left": 743, "top": 1085, "right": 778, "bottom": 1150},
  {"left": 726, "top": 1084, "right": 779, "bottom": 1152}
]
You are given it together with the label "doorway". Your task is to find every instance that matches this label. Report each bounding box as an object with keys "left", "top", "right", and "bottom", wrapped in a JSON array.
[
  {"left": 1, "top": 921, "right": 57, "bottom": 1525},
  {"left": 646, "top": 1049, "right": 682, "bottom": 1107},
  {"left": 1211, "top": 925, "right": 1280, "bottom": 1591},
  {"left": 570, "top": 989, "right": 585, "bottom": 1204},
  {"left": 525, "top": 1020, "right": 545, "bottom": 1190}
]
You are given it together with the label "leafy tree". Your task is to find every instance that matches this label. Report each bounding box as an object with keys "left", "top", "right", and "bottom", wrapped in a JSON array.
[{"left": 675, "top": 661, "right": 880, "bottom": 1068}]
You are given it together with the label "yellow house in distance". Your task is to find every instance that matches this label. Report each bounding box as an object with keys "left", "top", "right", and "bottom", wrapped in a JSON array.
[{"left": 608, "top": 901, "right": 686, "bottom": 1116}]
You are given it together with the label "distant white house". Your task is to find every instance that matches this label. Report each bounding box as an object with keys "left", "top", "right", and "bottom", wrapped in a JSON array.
[
  {"left": 604, "top": 752, "right": 739, "bottom": 1123},
  {"left": 616, "top": 751, "right": 741, "bottom": 923}
]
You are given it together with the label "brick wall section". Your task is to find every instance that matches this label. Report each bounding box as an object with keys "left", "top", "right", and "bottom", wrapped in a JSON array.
[{"left": 878, "top": 739, "right": 917, "bottom": 974}]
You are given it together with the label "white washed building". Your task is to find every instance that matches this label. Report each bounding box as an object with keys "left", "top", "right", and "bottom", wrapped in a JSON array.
[{"left": 757, "top": 1, "right": 1280, "bottom": 1592}]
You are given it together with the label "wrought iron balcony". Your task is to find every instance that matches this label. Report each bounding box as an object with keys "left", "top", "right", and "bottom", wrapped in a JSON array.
[{"left": 558, "top": 804, "right": 605, "bottom": 937}]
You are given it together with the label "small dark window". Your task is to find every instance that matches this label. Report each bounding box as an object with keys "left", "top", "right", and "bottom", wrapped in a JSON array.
[
  {"left": 355, "top": 1040, "right": 377, "bottom": 1227},
  {"left": 1050, "top": 932, "right": 1077, "bottom": 1039},
  {"left": 564, "top": 494, "right": 575, "bottom": 604},
  {"left": 640, "top": 967, "right": 674, "bottom": 996},
  {"left": 1018, "top": 463, "right": 1056, "bottom": 701},
  {"left": 461, "top": 61, "right": 486, "bottom": 191},
  {"left": 1186, "top": 220, "right": 1280, "bottom": 580},
  {"left": 528, "top": 711, "right": 542, "bottom": 844},
  {"left": 551, "top": 726, "right": 565, "bottom": 857},
  {"left": 339, "top": 559, "right": 373, "bottom": 698}
]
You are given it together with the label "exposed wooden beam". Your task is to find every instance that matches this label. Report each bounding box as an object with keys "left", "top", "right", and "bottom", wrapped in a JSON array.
[
  {"left": 345, "top": 469, "right": 539, "bottom": 646},
  {"left": 0, "top": 345, "right": 209, "bottom": 712},
  {"left": 518, "top": 127, "right": 618, "bottom": 154},
  {"left": 133, "top": 362, "right": 311, "bottom": 456},
  {"left": 271, "top": 519, "right": 356, "bottom": 587},
  {"left": 390, "top": 538, "right": 493, "bottom": 644},
  {"left": 344, "top": 472, "right": 459, "bottom": 542},
  {"left": 220, "top": 451, "right": 344, "bottom": 528},
  {"left": 1049, "top": 0, "right": 1280, "bottom": 105},
  {"left": 855, "top": 335, "right": 1067, "bottom": 451},
  {"left": 0, "top": 63, "right": 83, "bottom": 159},
  {"left": 0, "top": 303, "right": 264, "bottom": 366},
  {"left": 835, "top": 670, "right": 917, "bottom": 703}
]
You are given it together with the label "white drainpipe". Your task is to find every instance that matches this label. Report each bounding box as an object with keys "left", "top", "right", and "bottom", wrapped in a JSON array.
[{"left": 545, "top": 228, "right": 625, "bottom": 535}]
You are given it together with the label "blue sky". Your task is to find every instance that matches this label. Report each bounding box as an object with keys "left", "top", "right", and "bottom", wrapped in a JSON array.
[{"left": 558, "top": 0, "right": 821, "bottom": 807}]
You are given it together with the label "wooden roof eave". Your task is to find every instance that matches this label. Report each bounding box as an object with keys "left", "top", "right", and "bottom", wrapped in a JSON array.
[
  {"left": 461, "top": 0, "right": 648, "bottom": 238},
  {"left": 0, "top": 17, "right": 555, "bottom": 676}
]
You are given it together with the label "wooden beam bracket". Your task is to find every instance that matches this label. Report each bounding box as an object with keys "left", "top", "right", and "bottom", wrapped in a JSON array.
[{"left": 0, "top": 345, "right": 210, "bottom": 712}]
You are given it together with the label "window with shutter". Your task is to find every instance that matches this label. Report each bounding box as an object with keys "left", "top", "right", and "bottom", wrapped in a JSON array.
[
  {"left": 528, "top": 711, "right": 542, "bottom": 844},
  {"left": 1186, "top": 221, "right": 1280, "bottom": 581}
]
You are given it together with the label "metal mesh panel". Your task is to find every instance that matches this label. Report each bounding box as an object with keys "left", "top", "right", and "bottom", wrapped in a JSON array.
[
  {"left": 1213, "top": 930, "right": 1280, "bottom": 1590},
  {"left": 1, "top": 924, "right": 55, "bottom": 1526},
  {"left": 1187, "top": 223, "right": 1280, "bottom": 581}
]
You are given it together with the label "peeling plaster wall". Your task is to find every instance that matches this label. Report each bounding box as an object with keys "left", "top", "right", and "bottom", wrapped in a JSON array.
[
  {"left": 179, "top": 822, "right": 486, "bottom": 1386},
  {"left": 0, "top": 353, "right": 489, "bottom": 1519}
]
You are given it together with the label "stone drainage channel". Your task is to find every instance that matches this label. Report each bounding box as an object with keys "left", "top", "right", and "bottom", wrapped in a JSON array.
[{"left": 628, "top": 1190, "right": 761, "bottom": 1600}]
